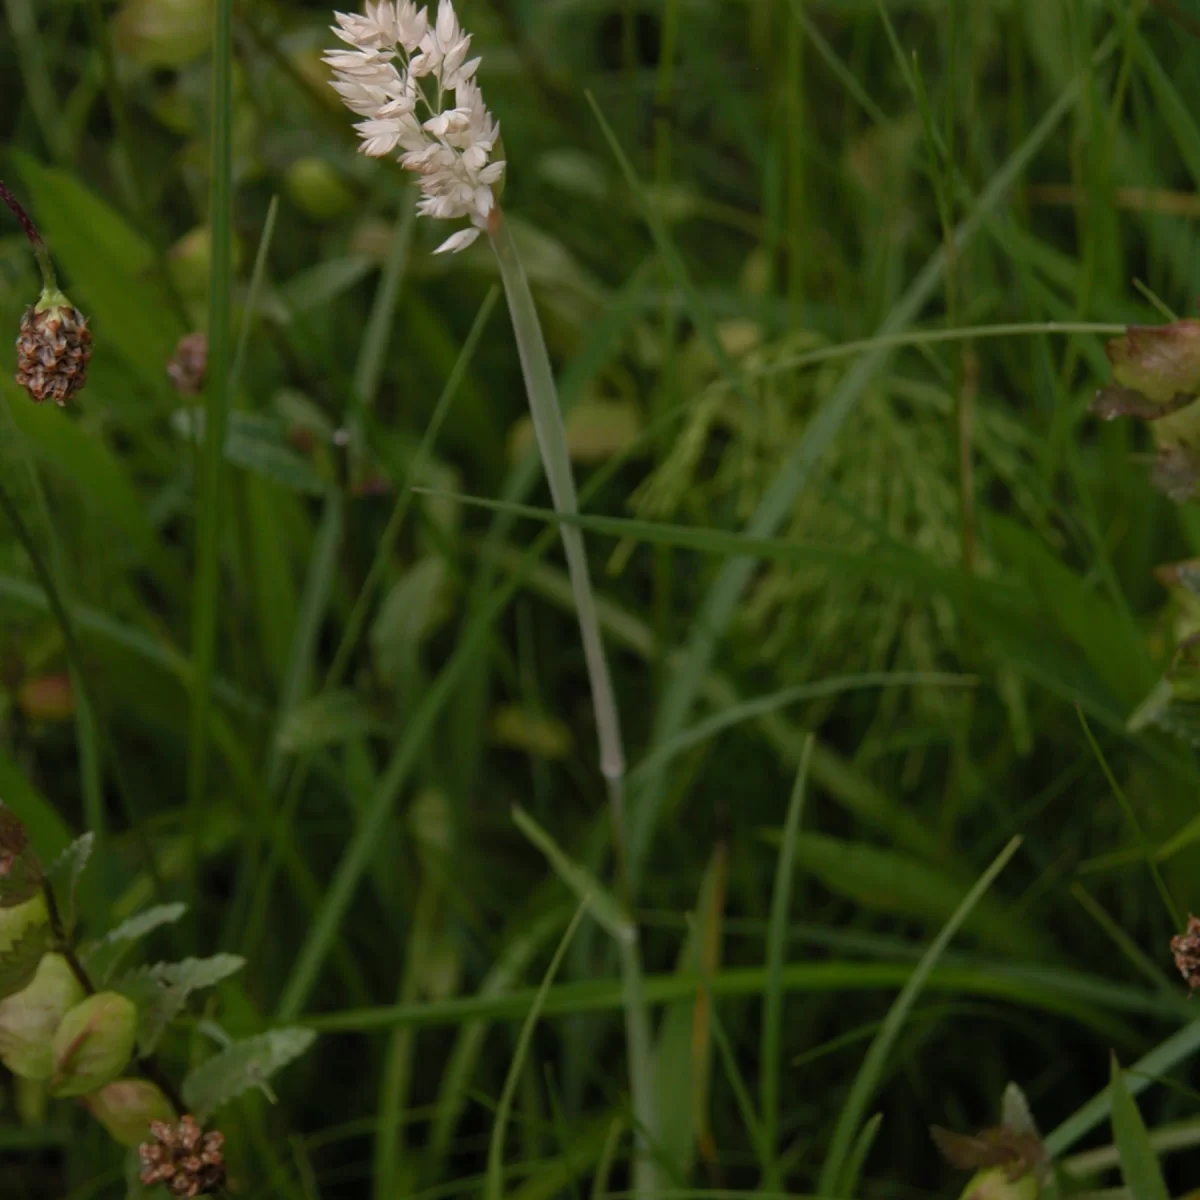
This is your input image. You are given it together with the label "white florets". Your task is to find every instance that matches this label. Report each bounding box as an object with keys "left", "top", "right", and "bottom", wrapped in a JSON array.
[{"left": 324, "top": 1, "right": 503, "bottom": 253}]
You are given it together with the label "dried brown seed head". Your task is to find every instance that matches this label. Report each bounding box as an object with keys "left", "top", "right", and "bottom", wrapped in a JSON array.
[
  {"left": 167, "top": 331, "right": 207, "bottom": 396},
  {"left": 138, "top": 1114, "right": 227, "bottom": 1197},
  {"left": 15, "top": 300, "right": 92, "bottom": 406},
  {"left": 1172, "top": 914, "right": 1200, "bottom": 991}
]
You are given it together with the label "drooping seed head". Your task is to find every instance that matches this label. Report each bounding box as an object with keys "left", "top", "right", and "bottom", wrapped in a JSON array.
[{"left": 16, "top": 296, "right": 93, "bottom": 407}]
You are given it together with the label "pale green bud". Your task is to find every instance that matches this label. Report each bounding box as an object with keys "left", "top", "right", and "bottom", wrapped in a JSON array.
[
  {"left": 83, "top": 1079, "right": 175, "bottom": 1147},
  {"left": 0, "top": 953, "right": 85, "bottom": 1078},
  {"left": 50, "top": 992, "right": 137, "bottom": 1097},
  {"left": 958, "top": 1167, "right": 1039, "bottom": 1200}
]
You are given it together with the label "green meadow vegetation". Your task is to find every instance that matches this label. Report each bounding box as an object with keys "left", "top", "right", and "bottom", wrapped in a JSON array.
[{"left": 6, "top": 0, "right": 1200, "bottom": 1196}]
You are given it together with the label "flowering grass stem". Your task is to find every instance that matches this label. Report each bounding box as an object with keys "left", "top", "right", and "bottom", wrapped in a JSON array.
[{"left": 488, "top": 204, "right": 661, "bottom": 1198}]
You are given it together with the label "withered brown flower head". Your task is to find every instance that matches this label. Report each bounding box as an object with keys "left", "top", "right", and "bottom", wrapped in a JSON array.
[
  {"left": 1171, "top": 914, "right": 1200, "bottom": 991},
  {"left": 167, "top": 331, "right": 208, "bottom": 396},
  {"left": 16, "top": 301, "right": 92, "bottom": 407},
  {"left": 138, "top": 1114, "right": 226, "bottom": 1198}
]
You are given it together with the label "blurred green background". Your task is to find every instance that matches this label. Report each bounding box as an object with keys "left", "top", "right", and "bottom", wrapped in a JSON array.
[{"left": 6, "top": 0, "right": 1200, "bottom": 1196}]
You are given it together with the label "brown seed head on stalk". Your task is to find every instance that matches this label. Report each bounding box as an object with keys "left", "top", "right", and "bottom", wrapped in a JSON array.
[
  {"left": 0, "top": 180, "right": 92, "bottom": 407},
  {"left": 16, "top": 302, "right": 92, "bottom": 406},
  {"left": 138, "top": 1114, "right": 226, "bottom": 1198},
  {"left": 1171, "top": 914, "right": 1200, "bottom": 991},
  {"left": 167, "top": 331, "right": 208, "bottom": 396}
]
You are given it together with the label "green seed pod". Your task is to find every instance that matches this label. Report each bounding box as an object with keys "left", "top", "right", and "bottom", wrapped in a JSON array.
[
  {"left": 50, "top": 992, "right": 137, "bottom": 1098},
  {"left": 83, "top": 1079, "right": 175, "bottom": 1147},
  {"left": 285, "top": 158, "right": 356, "bottom": 221},
  {"left": 0, "top": 953, "right": 85, "bottom": 1079},
  {"left": 957, "top": 1167, "right": 1039, "bottom": 1200},
  {"left": 0, "top": 894, "right": 49, "bottom": 955}
]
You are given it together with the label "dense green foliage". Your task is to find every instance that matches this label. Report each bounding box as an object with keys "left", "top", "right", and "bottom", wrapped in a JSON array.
[{"left": 5, "top": 0, "right": 1200, "bottom": 1196}]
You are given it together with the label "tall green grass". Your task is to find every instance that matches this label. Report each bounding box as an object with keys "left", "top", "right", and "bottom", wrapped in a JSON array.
[{"left": 4, "top": 1, "right": 1200, "bottom": 1197}]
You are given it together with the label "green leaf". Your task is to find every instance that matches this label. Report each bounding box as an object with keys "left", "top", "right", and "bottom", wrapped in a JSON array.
[
  {"left": 773, "top": 832, "right": 1036, "bottom": 955},
  {"left": 839, "top": 1112, "right": 883, "bottom": 1197},
  {"left": 5, "top": 399, "right": 170, "bottom": 575},
  {"left": 182, "top": 1027, "right": 316, "bottom": 1121},
  {"left": 371, "top": 558, "right": 453, "bottom": 684},
  {"left": 117, "top": 954, "right": 246, "bottom": 1055},
  {"left": 96, "top": 904, "right": 187, "bottom": 949},
  {"left": 0, "top": 920, "right": 49, "bottom": 1001},
  {"left": 1001, "top": 1082, "right": 1039, "bottom": 1140},
  {"left": 172, "top": 410, "right": 327, "bottom": 495},
  {"left": 511, "top": 806, "right": 631, "bottom": 942},
  {"left": 276, "top": 690, "right": 378, "bottom": 755},
  {"left": 817, "top": 837, "right": 1023, "bottom": 1194},
  {"left": 0, "top": 754, "right": 72, "bottom": 863},
  {"left": 1109, "top": 1055, "right": 1170, "bottom": 1200},
  {"left": 45, "top": 834, "right": 94, "bottom": 936}
]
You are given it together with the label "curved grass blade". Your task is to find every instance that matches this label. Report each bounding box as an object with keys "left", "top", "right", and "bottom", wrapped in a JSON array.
[
  {"left": 816, "top": 836, "right": 1023, "bottom": 1193},
  {"left": 486, "top": 903, "right": 588, "bottom": 1200}
]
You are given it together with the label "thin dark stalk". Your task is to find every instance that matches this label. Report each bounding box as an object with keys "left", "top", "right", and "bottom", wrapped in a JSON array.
[{"left": 0, "top": 179, "right": 58, "bottom": 296}]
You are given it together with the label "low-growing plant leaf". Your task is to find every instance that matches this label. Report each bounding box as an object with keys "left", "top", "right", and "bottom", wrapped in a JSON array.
[
  {"left": 182, "top": 1027, "right": 316, "bottom": 1121},
  {"left": 83, "top": 904, "right": 190, "bottom": 982},
  {"left": 0, "top": 920, "right": 49, "bottom": 1000},
  {"left": 371, "top": 558, "right": 453, "bottom": 685},
  {"left": 116, "top": 954, "right": 246, "bottom": 1055},
  {"left": 45, "top": 834, "right": 94, "bottom": 936},
  {"left": 1109, "top": 1055, "right": 1170, "bottom": 1200},
  {"left": 97, "top": 904, "right": 188, "bottom": 948},
  {"left": 276, "top": 690, "right": 378, "bottom": 754}
]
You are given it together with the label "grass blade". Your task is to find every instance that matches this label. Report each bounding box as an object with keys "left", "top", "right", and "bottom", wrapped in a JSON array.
[
  {"left": 1109, "top": 1054, "right": 1170, "bottom": 1200},
  {"left": 627, "top": 33, "right": 1119, "bottom": 893},
  {"left": 486, "top": 903, "right": 588, "bottom": 1200},
  {"left": 760, "top": 736, "right": 812, "bottom": 1187},
  {"left": 816, "top": 836, "right": 1023, "bottom": 1193}
]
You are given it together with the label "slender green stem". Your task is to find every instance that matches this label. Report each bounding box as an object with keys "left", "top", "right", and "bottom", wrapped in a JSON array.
[
  {"left": 488, "top": 206, "right": 660, "bottom": 1198},
  {"left": 188, "top": 0, "right": 236, "bottom": 915}
]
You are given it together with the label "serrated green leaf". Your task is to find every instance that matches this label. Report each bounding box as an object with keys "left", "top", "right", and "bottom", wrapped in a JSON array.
[
  {"left": 1109, "top": 1055, "right": 1170, "bottom": 1200},
  {"left": 0, "top": 921, "right": 49, "bottom": 1000},
  {"left": 45, "top": 835, "right": 94, "bottom": 936},
  {"left": 116, "top": 954, "right": 245, "bottom": 1055},
  {"left": 276, "top": 690, "right": 378, "bottom": 754},
  {"left": 182, "top": 1027, "right": 316, "bottom": 1121},
  {"left": 98, "top": 904, "right": 188, "bottom": 948},
  {"left": 84, "top": 904, "right": 189, "bottom": 982}
]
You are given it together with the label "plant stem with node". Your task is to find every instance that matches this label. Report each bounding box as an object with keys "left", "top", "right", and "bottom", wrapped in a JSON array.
[{"left": 488, "top": 202, "right": 662, "bottom": 1200}]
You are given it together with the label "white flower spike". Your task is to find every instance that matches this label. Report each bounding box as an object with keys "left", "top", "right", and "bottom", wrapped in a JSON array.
[{"left": 325, "top": 0, "right": 503, "bottom": 252}]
